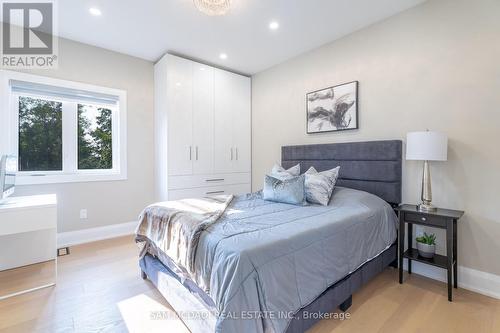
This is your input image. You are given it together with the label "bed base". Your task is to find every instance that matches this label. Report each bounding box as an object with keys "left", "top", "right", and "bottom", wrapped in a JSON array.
[
  {"left": 139, "top": 242, "right": 397, "bottom": 333},
  {"left": 140, "top": 254, "right": 218, "bottom": 333}
]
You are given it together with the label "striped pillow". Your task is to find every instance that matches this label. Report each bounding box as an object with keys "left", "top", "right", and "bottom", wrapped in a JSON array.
[{"left": 304, "top": 166, "right": 340, "bottom": 206}]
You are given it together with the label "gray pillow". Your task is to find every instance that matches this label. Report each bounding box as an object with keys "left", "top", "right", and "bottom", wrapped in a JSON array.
[
  {"left": 270, "top": 163, "right": 300, "bottom": 180},
  {"left": 304, "top": 166, "right": 340, "bottom": 206},
  {"left": 263, "top": 174, "right": 307, "bottom": 205}
]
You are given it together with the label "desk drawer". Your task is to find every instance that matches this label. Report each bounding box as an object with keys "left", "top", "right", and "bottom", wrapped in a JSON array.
[
  {"left": 0, "top": 206, "right": 57, "bottom": 236},
  {"left": 405, "top": 212, "right": 447, "bottom": 228}
]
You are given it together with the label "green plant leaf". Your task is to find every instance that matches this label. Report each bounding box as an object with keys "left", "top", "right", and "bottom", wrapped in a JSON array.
[{"left": 417, "top": 232, "right": 436, "bottom": 245}]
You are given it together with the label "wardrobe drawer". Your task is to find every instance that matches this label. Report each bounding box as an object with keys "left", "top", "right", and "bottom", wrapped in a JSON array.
[
  {"left": 168, "top": 183, "right": 251, "bottom": 200},
  {"left": 168, "top": 173, "right": 251, "bottom": 190}
]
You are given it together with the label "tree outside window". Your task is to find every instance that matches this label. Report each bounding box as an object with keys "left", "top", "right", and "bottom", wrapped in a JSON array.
[
  {"left": 18, "top": 96, "right": 63, "bottom": 171},
  {"left": 78, "top": 104, "right": 113, "bottom": 170}
]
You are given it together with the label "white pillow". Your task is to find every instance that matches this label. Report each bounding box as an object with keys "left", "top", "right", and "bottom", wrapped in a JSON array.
[
  {"left": 304, "top": 166, "right": 340, "bottom": 206},
  {"left": 270, "top": 163, "right": 300, "bottom": 180}
]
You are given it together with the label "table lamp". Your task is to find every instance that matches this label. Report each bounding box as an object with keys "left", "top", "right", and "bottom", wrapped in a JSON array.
[{"left": 406, "top": 131, "right": 448, "bottom": 212}]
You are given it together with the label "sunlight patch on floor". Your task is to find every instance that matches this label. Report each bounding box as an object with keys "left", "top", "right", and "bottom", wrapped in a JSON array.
[{"left": 118, "top": 293, "right": 189, "bottom": 333}]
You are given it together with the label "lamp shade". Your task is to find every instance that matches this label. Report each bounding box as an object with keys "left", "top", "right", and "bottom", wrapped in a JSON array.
[{"left": 406, "top": 131, "right": 448, "bottom": 161}]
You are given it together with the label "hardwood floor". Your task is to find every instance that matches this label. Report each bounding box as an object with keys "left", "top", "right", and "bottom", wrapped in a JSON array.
[
  {"left": 1, "top": 235, "right": 499, "bottom": 333},
  {"left": 0, "top": 260, "right": 56, "bottom": 299}
]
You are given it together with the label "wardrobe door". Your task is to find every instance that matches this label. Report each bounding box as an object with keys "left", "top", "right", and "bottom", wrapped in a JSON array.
[
  {"left": 213, "top": 69, "right": 235, "bottom": 174},
  {"left": 192, "top": 64, "right": 214, "bottom": 174},
  {"left": 167, "top": 56, "right": 193, "bottom": 176},
  {"left": 231, "top": 75, "right": 251, "bottom": 173}
]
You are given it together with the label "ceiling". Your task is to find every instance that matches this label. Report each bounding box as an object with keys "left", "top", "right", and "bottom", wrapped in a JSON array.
[{"left": 57, "top": 0, "right": 426, "bottom": 75}]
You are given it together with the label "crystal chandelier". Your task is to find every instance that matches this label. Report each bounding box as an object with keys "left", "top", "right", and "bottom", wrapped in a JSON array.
[{"left": 193, "top": 0, "right": 231, "bottom": 16}]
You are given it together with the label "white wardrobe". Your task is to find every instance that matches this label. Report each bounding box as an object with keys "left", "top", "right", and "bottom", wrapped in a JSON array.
[{"left": 154, "top": 54, "right": 251, "bottom": 201}]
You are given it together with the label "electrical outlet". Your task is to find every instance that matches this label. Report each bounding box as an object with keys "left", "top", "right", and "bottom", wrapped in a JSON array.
[{"left": 80, "top": 209, "right": 88, "bottom": 219}]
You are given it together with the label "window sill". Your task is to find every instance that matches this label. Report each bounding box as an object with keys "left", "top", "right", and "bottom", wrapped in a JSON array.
[{"left": 15, "top": 172, "right": 127, "bottom": 185}]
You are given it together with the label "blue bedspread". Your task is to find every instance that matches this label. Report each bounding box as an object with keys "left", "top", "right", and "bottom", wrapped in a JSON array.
[{"left": 185, "top": 187, "right": 398, "bottom": 333}]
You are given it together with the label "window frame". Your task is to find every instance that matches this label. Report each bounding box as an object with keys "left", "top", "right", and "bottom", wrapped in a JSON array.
[{"left": 0, "top": 70, "right": 127, "bottom": 185}]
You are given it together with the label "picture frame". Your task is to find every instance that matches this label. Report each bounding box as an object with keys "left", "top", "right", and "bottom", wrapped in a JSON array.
[{"left": 306, "top": 81, "right": 359, "bottom": 134}]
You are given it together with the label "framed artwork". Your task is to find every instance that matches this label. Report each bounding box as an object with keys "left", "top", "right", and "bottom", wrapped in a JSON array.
[{"left": 306, "top": 81, "right": 358, "bottom": 134}]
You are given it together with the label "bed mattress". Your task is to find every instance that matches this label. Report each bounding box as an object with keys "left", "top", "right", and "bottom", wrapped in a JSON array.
[{"left": 146, "top": 187, "right": 398, "bottom": 333}]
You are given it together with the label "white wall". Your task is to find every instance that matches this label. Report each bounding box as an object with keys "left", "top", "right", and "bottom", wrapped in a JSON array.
[
  {"left": 7, "top": 37, "right": 155, "bottom": 233},
  {"left": 252, "top": 0, "right": 500, "bottom": 275}
]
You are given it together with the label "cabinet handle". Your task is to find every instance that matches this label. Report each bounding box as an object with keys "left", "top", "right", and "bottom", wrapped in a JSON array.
[
  {"left": 235, "top": 147, "right": 238, "bottom": 161},
  {"left": 196, "top": 146, "right": 199, "bottom": 160},
  {"left": 230, "top": 148, "right": 233, "bottom": 160},
  {"left": 189, "top": 146, "right": 192, "bottom": 160},
  {"left": 206, "top": 190, "right": 225, "bottom": 195},
  {"left": 421, "top": 217, "right": 427, "bottom": 222},
  {"left": 206, "top": 178, "right": 224, "bottom": 182}
]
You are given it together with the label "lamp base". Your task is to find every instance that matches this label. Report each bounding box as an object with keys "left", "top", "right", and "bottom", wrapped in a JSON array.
[
  {"left": 418, "top": 202, "right": 437, "bottom": 212},
  {"left": 419, "top": 160, "right": 437, "bottom": 212}
]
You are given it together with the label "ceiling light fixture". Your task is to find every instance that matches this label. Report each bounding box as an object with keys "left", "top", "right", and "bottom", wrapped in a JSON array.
[
  {"left": 193, "top": 0, "right": 231, "bottom": 16},
  {"left": 269, "top": 21, "right": 279, "bottom": 30},
  {"left": 89, "top": 7, "right": 102, "bottom": 16},
  {"left": 219, "top": 53, "right": 228, "bottom": 60}
]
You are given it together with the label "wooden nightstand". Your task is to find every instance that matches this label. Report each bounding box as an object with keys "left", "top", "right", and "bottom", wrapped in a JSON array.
[{"left": 395, "top": 204, "right": 464, "bottom": 302}]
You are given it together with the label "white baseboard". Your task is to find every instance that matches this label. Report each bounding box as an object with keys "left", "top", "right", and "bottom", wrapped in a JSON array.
[
  {"left": 403, "top": 259, "right": 500, "bottom": 300},
  {"left": 57, "top": 221, "right": 137, "bottom": 248}
]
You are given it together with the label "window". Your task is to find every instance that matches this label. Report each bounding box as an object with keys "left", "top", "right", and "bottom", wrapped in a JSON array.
[
  {"left": 18, "top": 96, "right": 63, "bottom": 171},
  {"left": 78, "top": 103, "right": 113, "bottom": 170},
  {"left": 0, "top": 71, "right": 127, "bottom": 184}
]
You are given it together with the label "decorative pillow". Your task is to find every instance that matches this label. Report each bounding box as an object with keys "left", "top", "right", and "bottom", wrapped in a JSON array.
[
  {"left": 270, "top": 163, "right": 300, "bottom": 180},
  {"left": 263, "top": 174, "right": 307, "bottom": 205},
  {"left": 304, "top": 166, "right": 340, "bottom": 206}
]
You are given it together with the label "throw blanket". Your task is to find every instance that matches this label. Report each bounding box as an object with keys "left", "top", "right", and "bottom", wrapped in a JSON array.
[{"left": 135, "top": 195, "right": 233, "bottom": 275}]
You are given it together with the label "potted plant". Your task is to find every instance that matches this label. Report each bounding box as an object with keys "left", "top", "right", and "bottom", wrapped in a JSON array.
[{"left": 416, "top": 232, "right": 436, "bottom": 258}]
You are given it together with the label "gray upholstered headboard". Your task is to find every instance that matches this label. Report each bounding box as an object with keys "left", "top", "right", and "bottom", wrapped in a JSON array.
[{"left": 281, "top": 140, "right": 402, "bottom": 205}]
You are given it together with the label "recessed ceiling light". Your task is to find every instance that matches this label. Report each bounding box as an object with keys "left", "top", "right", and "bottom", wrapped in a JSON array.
[
  {"left": 269, "top": 21, "right": 279, "bottom": 30},
  {"left": 219, "top": 53, "right": 228, "bottom": 60},
  {"left": 89, "top": 7, "right": 102, "bottom": 16}
]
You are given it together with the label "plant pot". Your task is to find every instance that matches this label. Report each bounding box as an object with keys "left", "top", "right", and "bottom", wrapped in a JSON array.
[{"left": 417, "top": 242, "right": 435, "bottom": 258}]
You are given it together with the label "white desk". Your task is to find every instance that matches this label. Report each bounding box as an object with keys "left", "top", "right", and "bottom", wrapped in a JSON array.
[{"left": 0, "top": 194, "right": 57, "bottom": 299}]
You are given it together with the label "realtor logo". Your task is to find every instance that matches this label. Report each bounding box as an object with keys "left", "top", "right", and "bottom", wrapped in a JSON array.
[{"left": 1, "top": 0, "right": 58, "bottom": 68}]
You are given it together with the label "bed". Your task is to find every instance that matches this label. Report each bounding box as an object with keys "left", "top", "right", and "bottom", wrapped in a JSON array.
[{"left": 137, "top": 140, "right": 402, "bottom": 333}]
